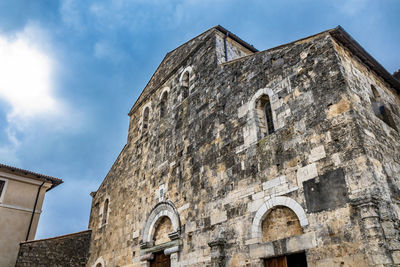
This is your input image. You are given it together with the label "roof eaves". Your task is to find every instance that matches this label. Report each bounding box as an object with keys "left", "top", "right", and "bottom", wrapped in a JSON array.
[
  {"left": 330, "top": 26, "right": 400, "bottom": 94},
  {"left": 0, "top": 163, "right": 63, "bottom": 191},
  {"left": 214, "top": 25, "right": 258, "bottom": 53}
]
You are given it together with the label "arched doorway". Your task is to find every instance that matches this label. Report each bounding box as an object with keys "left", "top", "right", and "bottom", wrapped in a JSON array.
[{"left": 140, "top": 201, "right": 181, "bottom": 266}]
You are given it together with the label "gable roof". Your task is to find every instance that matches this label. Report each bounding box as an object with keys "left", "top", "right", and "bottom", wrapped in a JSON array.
[
  {"left": 128, "top": 25, "right": 258, "bottom": 116},
  {"left": 128, "top": 26, "right": 400, "bottom": 117},
  {"left": 0, "top": 163, "right": 63, "bottom": 191}
]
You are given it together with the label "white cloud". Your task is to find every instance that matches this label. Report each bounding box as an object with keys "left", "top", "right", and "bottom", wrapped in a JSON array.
[
  {"left": 0, "top": 29, "right": 56, "bottom": 121},
  {"left": 0, "top": 23, "right": 82, "bottom": 165}
]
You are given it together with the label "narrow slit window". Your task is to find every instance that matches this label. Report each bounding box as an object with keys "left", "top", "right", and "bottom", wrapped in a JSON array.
[
  {"left": 264, "top": 99, "right": 275, "bottom": 134},
  {"left": 181, "top": 71, "right": 189, "bottom": 99},
  {"left": 160, "top": 92, "right": 168, "bottom": 118},
  {"left": 102, "top": 199, "right": 109, "bottom": 225},
  {"left": 143, "top": 107, "right": 150, "bottom": 131},
  {"left": 256, "top": 95, "right": 275, "bottom": 136}
]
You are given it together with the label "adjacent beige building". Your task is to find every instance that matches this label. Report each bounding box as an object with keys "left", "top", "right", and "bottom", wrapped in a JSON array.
[{"left": 0, "top": 163, "right": 62, "bottom": 267}]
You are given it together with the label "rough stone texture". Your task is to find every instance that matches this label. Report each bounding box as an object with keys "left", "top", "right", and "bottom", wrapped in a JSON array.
[
  {"left": 154, "top": 217, "right": 172, "bottom": 245},
  {"left": 303, "top": 168, "right": 349, "bottom": 213},
  {"left": 261, "top": 206, "right": 302, "bottom": 242},
  {"left": 86, "top": 26, "right": 400, "bottom": 267},
  {"left": 15, "top": 230, "right": 91, "bottom": 267},
  {"left": 394, "top": 70, "right": 400, "bottom": 81}
]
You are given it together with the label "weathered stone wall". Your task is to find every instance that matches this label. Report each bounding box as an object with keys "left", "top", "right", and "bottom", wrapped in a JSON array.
[
  {"left": 215, "top": 31, "right": 254, "bottom": 64},
  {"left": 333, "top": 38, "right": 400, "bottom": 265},
  {"left": 87, "top": 27, "right": 399, "bottom": 267},
  {"left": 15, "top": 230, "right": 91, "bottom": 267}
]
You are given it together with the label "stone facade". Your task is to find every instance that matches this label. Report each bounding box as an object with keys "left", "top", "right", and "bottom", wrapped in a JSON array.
[
  {"left": 15, "top": 230, "right": 91, "bottom": 267},
  {"left": 86, "top": 26, "right": 400, "bottom": 267}
]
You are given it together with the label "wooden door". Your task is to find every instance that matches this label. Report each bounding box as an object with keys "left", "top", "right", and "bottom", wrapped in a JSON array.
[
  {"left": 265, "top": 256, "right": 288, "bottom": 267},
  {"left": 150, "top": 252, "right": 170, "bottom": 267}
]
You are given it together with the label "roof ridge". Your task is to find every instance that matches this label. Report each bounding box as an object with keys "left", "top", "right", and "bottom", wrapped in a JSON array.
[{"left": 128, "top": 28, "right": 216, "bottom": 116}]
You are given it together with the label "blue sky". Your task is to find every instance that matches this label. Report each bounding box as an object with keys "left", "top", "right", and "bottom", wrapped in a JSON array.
[{"left": 0, "top": 0, "right": 399, "bottom": 239}]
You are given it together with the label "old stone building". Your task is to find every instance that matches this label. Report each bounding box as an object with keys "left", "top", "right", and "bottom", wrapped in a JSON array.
[
  {"left": 16, "top": 25, "right": 400, "bottom": 267},
  {"left": 85, "top": 25, "right": 400, "bottom": 267}
]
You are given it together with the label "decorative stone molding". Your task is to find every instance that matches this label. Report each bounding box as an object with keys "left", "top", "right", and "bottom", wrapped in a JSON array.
[
  {"left": 251, "top": 196, "right": 308, "bottom": 239},
  {"left": 164, "top": 245, "right": 180, "bottom": 255},
  {"left": 139, "top": 241, "right": 153, "bottom": 249},
  {"left": 141, "top": 201, "right": 181, "bottom": 244},
  {"left": 140, "top": 253, "right": 154, "bottom": 262},
  {"left": 168, "top": 231, "right": 180, "bottom": 240}
]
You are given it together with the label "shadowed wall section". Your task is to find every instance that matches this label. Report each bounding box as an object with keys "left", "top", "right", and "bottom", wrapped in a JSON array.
[{"left": 15, "top": 230, "right": 91, "bottom": 267}]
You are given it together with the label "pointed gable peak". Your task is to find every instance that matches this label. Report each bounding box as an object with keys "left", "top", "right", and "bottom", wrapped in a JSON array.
[{"left": 128, "top": 26, "right": 258, "bottom": 116}]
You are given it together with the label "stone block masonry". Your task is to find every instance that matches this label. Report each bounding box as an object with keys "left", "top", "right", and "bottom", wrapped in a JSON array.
[
  {"left": 77, "top": 25, "right": 400, "bottom": 267},
  {"left": 15, "top": 230, "right": 91, "bottom": 267},
  {"left": 11, "top": 25, "right": 400, "bottom": 267}
]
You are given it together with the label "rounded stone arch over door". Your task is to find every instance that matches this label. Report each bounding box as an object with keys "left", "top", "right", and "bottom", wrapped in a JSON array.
[
  {"left": 251, "top": 196, "right": 309, "bottom": 239},
  {"left": 141, "top": 201, "right": 181, "bottom": 245}
]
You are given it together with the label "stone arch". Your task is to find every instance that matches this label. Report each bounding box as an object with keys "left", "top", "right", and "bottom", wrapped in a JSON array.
[
  {"left": 179, "top": 66, "right": 193, "bottom": 85},
  {"left": 159, "top": 87, "right": 169, "bottom": 118},
  {"left": 238, "top": 88, "right": 279, "bottom": 149},
  {"left": 142, "top": 201, "right": 181, "bottom": 245},
  {"left": 250, "top": 89, "right": 277, "bottom": 132},
  {"left": 255, "top": 94, "right": 275, "bottom": 136},
  {"left": 159, "top": 87, "right": 170, "bottom": 100},
  {"left": 93, "top": 257, "right": 105, "bottom": 267},
  {"left": 102, "top": 198, "right": 109, "bottom": 225},
  {"left": 251, "top": 196, "right": 308, "bottom": 239},
  {"left": 141, "top": 101, "right": 152, "bottom": 116},
  {"left": 179, "top": 66, "right": 194, "bottom": 99},
  {"left": 249, "top": 88, "right": 275, "bottom": 110},
  {"left": 98, "top": 195, "right": 111, "bottom": 228},
  {"left": 141, "top": 102, "right": 152, "bottom": 132}
]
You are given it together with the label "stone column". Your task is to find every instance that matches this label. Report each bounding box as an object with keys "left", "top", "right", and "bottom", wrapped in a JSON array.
[
  {"left": 165, "top": 245, "right": 180, "bottom": 267},
  {"left": 353, "top": 198, "right": 393, "bottom": 266},
  {"left": 208, "top": 239, "right": 226, "bottom": 267}
]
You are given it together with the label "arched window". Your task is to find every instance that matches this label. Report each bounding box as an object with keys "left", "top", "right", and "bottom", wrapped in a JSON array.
[
  {"left": 96, "top": 263, "right": 103, "bottom": 267},
  {"left": 181, "top": 71, "right": 189, "bottom": 99},
  {"left": 256, "top": 95, "right": 274, "bottom": 136},
  {"left": 143, "top": 107, "right": 150, "bottom": 131},
  {"left": 102, "top": 199, "right": 109, "bottom": 225},
  {"left": 160, "top": 91, "right": 168, "bottom": 118},
  {"left": 370, "top": 85, "right": 397, "bottom": 130}
]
